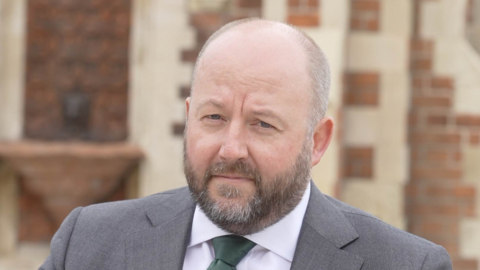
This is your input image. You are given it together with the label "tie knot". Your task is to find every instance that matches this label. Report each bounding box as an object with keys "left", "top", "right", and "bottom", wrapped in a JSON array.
[{"left": 211, "top": 235, "right": 256, "bottom": 267}]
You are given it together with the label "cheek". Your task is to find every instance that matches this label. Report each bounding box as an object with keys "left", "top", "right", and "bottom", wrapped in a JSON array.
[
  {"left": 186, "top": 125, "right": 221, "bottom": 167},
  {"left": 248, "top": 138, "right": 299, "bottom": 178}
]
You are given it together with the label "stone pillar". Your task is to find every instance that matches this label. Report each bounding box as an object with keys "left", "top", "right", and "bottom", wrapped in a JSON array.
[
  {"left": 0, "top": 0, "right": 25, "bottom": 140},
  {"left": 0, "top": 0, "right": 26, "bottom": 255},
  {"left": 129, "top": 0, "right": 194, "bottom": 196},
  {"left": 340, "top": 0, "right": 411, "bottom": 230}
]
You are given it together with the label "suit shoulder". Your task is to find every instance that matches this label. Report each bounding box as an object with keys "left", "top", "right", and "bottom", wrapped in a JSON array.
[
  {"left": 46, "top": 187, "right": 193, "bottom": 269},
  {"left": 325, "top": 195, "right": 452, "bottom": 269},
  {"left": 326, "top": 195, "right": 437, "bottom": 247},
  {"left": 75, "top": 186, "right": 191, "bottom": 233}
]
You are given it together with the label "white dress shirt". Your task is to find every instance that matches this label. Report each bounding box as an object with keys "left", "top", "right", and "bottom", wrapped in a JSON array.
[{"left": 183, "top": 182, "right": 311, "bottom": 270}]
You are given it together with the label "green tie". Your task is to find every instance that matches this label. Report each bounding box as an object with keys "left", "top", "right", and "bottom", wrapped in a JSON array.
[{"left": 206, "top": 235, "right": 256, "bottom": 270}]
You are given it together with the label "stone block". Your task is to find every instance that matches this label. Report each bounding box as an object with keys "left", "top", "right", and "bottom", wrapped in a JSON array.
[
  {"left": 130, "top": 0, "right": 194, "bottom": 194},
  {"left": 347, "top": 33, "right": 408, "bottom": 71},
  {"left": 342, "top": 181, "right": 405, "bottom": 230},
  {"left": 380, "top": 0, "right": 412, "bottom": 36},
  {"left": 0, "top": 243, "right": 50, "bottom": 270},
  {"left": 460, "top": 219, "right": 480, "bottom": 261},
  {"left": 378, "top": 72, "right": 408, "bottom": 145},
  {"left": 188, "top": 0, "right": 229, "bottom": 12},
  {"left": 321, "top": 0, "right": 349, "bottom": 29},
  {"left": 463, "top": 146, "right": 480, "bottom": 219},
  {"left": 262, "top": 0, "right": 287, "bottom": 22},
  {"left": 433, "top": 39, "right": 458, "bottom": 76},
  {"left": 0, "top": 0, "right": 26, "bottom": 140},
  {"left": 343, "top": 107, "right": 378, "bottom": 145},
  {"left": 451, "top": 41, "right": 480, "bottom": 115},
  {"left": 375, "top": 145, "right": 407, "bottom": 184},
  {"left": 421, "top": 0, "right": 468, "bottom": 39}
]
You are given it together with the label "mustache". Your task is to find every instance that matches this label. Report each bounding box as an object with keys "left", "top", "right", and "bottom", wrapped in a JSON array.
[{"left": 204, "top": 160, "right": 262, "bottom": 183}]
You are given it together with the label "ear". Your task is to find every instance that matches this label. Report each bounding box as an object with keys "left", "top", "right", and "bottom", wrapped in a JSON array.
[
  {"left": 185, "top": 97, "right": 191, "bottom": 119},
  {"left": 311, "top": 116, "right": 334, "bottom": 167}
]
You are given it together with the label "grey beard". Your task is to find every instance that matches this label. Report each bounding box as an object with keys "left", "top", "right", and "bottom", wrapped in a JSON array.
[
  {"left": 184, "top": 139, "right": 312, "bottom": 235},
  {"left": 198, "top": 187, "right": 261, "bottom": 224}
]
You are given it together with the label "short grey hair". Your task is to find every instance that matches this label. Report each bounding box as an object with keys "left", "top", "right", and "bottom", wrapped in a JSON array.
[{"left": 191, "top": 18, "right": 331, "bottom": 134}]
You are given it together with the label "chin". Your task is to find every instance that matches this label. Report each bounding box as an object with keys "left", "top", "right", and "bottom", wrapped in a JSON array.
[{"left": 209, "top": 180, "right": 255, "bottom": 200}]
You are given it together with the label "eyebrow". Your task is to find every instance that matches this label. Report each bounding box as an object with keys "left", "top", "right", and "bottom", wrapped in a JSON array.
[
  {"left": 195, "top": 99, "right": 287, "bottom": 128},
  {"left": 195, "top": 99, "right": 224, "bottom": 114}
]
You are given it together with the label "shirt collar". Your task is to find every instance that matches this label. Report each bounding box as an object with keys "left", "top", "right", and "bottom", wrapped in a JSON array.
[{"left": 188, "top": 182, "right": 311, "bottom": 262}]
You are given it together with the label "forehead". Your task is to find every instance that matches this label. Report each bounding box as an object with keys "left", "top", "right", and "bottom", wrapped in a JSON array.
[{"left": 193, "top": 23, "right": 310, "bottom": 98}]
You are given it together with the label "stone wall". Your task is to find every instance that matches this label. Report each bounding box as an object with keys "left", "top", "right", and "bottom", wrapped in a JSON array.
[
  {"left": 0, "top": 0, "right": 25, "bottom": 140},
  {"left": 340, "top": 0, "right": 411, "bottom": 230},
  {"left": 128, "top": 0, "right": 193, "bottom": 196},
  {"left": 0, "top": 0, "right": 25, "bottom": 255},
  {"left": 302, "top": 0, "right": 348, "bottom": 197},
  {"left": 406, "top": 0, "right": 480, "bottom": 269}
]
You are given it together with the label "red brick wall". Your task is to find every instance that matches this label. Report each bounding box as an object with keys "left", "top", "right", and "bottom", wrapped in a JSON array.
[
  {"left": 350, "top": 0, "right": 380, "bottom": 31},
  {"left": 287, "top": 0, "right": 321, "bottom": 27},
  {"left": 341, "top": 71, "right": 379, "bottom": 182},
  {"left": 406, "top": 1, "right": 478, "bottom": 269},
  {"left": 344, "top": 147, "right": 374, "bottom": 178},
  {"left": 343, "top": 72, "right": 380, "bottom": 106},
  {"left": 466, "top": 0, "right": 475, "bottom": 25},
  {"left": 24, "top": 0, "right": 131, "bottom": 141},
  {"left": 341, "top": 0, "right": 381, "bottom": 187},
  {"left": 20, "top": 0, "right": 131, "bottom": 242}
]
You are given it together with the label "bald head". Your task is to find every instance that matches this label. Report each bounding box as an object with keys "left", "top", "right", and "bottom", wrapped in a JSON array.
[
  {"left": 184, "top": 19, "right": 335, "bottom": 235},
  {"left": 191, "top": 18, "right": 331, "bottom": 131}
]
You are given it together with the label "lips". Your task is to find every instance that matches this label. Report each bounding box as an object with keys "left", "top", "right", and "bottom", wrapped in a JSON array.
[
  {"left": 212, "top": 174, "right": 253, "bottom": 182},
  {"left": 214, "top": 174, "right": 250, "bottom": 179}
]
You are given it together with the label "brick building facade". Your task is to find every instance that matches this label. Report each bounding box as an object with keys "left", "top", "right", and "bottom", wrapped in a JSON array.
[{"left": 0, "top": 0, "right": 479, "bottom": 269}]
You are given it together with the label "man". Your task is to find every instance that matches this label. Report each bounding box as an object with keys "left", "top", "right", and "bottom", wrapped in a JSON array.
[{"left": 40, "top": 19, "right": 452, "bottom": 270}]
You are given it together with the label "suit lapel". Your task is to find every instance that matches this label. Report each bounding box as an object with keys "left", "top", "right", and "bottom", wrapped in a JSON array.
[
  {"left": 126, "top": 188, "right": 196, "bottom": 270},
  {"left": 124, "top": 184, "right": 364, "bottom": 270},
  {"left": 291, "top": 183, "right": 364, "bottom": 270}
]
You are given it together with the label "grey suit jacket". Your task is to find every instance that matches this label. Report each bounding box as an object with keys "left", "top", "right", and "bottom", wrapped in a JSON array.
[{"left": 39, "top": 183, "right": 452, "bottom": 270}]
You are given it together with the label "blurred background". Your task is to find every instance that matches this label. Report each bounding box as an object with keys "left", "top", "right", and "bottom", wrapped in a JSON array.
[{"left": 0, "top": 0, "right": 479, "bottom": 269}]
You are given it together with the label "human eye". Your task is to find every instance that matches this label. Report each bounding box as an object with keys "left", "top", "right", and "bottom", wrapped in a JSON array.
[
  {"left": 253, "top": 120, "right": 276, "bottom": 132},
  {"left": 202, "top": 114, "right": 225, "bottom": 125},
  {"left": 206, "top": 114, "right": 222, "bottom": 120},
  {"left": 259, "top": 121, "right": 273, "bottom": 128},
  {"left": 201, "top": 114, "right": 224, "bottom": 128}
]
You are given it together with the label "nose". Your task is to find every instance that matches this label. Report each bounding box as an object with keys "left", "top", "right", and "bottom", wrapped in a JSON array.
[{"left": 219, "top": 121, "right": 248, "bottom": 162}]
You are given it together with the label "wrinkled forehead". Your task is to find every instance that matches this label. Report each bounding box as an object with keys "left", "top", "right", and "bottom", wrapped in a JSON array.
[{"left": 193, "top": 23, "right": 310, "bottom": 93}]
